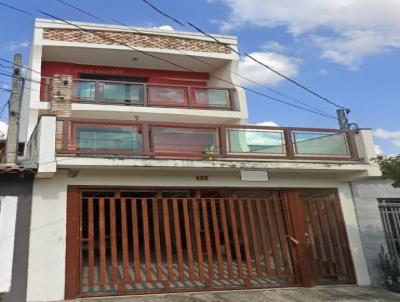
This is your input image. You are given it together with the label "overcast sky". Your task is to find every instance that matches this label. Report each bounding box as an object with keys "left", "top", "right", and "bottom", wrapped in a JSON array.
[{"left": 0, "top": 0, "right": 399, "bottom": 154}]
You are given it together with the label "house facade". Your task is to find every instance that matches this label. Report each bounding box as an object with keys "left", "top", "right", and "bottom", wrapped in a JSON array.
[
  {"left": 21, "top": 18, "right": 381, "bottom": 301},
  {"left": 351, "top": 178, "right": 400, "bottom": 287}
]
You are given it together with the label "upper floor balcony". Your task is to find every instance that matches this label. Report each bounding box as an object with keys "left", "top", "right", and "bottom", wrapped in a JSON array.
[
  {"left": 27, "top": 116, "right": 380, "bottom": 179},
  {"left": 41, "top": 77, "right": 236, "bottom": 111},
  {"left": 25, "top": 19, "right": 246, "bottom": 124}
]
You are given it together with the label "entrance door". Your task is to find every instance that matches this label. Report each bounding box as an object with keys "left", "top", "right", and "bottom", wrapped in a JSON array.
[
  {"left": 65, "top": 188, "right": 355, "bottom": 299},
  {"left": 299, "top": 191, "right": 356, "bottom": 285}
]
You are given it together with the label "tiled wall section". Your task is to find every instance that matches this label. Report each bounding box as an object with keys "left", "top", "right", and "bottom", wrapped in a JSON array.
[{"left": 43, "top": 28, "right": 231, "bottom": 54}]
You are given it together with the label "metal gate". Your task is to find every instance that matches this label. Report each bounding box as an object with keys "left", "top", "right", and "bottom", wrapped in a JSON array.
[{"left": 65, "top": 188, "right": 355, "bottom": 299}]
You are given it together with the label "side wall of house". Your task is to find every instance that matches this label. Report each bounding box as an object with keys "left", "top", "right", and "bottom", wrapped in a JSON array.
[
  {"left": 351, "top": 178, "right": 400, "bottom": 287},
  {"left": 27, "top": 169, "right": 370, "bottom": 302},
  {"left": 0, "top": 174, "right": 33, "bottom": 302}
]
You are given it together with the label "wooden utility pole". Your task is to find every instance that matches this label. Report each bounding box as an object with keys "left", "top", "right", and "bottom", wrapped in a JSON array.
[{"left": 5, "top": 54, "right": 22, "bottom": 164}]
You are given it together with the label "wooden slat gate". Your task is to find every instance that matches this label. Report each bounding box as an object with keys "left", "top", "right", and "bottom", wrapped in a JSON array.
[
  {"left": 299, "top": 191, "right": 356, "bottom": 285},
  {"left": 65, "top": 188, "right": 355, "bottom": 299}
]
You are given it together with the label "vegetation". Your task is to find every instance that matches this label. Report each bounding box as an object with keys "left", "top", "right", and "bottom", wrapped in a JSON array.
[
  {"left": 375, "top": 155, "right": 400, "bottom": 188},
  {"left": 379, "top": 246, "right": 400, "bottom": 288}
]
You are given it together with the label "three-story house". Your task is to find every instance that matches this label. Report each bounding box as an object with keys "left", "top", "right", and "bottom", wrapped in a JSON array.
[{"left": 21, "top": 18, "right": 380, "bottom": 301}]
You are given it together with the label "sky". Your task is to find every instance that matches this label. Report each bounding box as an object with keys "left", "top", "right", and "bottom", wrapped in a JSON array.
[{"left": 0, "top": 0, "right": 399, "bottom": 154}]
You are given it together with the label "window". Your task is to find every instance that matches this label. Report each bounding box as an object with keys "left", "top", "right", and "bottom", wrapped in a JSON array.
[
  {"left": 192, "top": 89, "right": 230, "bottom": 108},
  {"left": 78, "top": 81, "right": 96, "bottom": 100},
  {"left": 99, "top": 83, "right": 143, "bottom": 103},
  {"left": 74, "top": 124, "right": 142, "bottom": 152},
  {"left": 76, "top": 74, "right": 147, "bottom": 104},
  {"left": 379, "top": 199, "right": 400, "bottom": 259}
]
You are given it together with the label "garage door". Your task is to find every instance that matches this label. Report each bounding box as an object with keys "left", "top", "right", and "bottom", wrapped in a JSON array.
[{"left": 65, "top": 188, "right": 355, "bottom": 298}]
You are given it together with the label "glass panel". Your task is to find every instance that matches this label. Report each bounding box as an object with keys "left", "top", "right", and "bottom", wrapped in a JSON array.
[
  {"left": 78, "top": 82, "right": 95, "bottom": 100},
  {"left": 293, "top": 132, "right": 349, "bottom": 156},
  {"left": 101, "top": 83, "right": 143, "bottom": 103},
  {"left": 151, "top": 127, "right": 218, "bottom": 154},
  {"left": 194, "top": 89, "right": 229, "bottom": 107},
  {"left": 148, "top": 86, "right": 187, "bottom": 105},
  {"left": 228, "top": 129, "right": 285, "bottom": 154},
  {"left": 76, "top": 125, "right": 142, "bottom": 152}
]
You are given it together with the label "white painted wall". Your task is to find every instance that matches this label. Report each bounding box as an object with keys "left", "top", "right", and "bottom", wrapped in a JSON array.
[
  {"left": 27, "top": 169, "right": 370, "bottom": 301},
  {"left": 36, "top": 116, "right": 56, "bottom": 177},
  {"left": 20, "top": 26, "right": 43, "bottom": 144},
  {"left": 0, "top": 196, "right": 18, "bottom": 294},
  {"left": 338, "top": 183, "right": 371, "bottom": 286}
]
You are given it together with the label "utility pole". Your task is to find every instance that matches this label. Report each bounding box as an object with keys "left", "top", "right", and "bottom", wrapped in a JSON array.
[
  {"left": 5, "top": 54, "right": 22, "bottom": 164},
  {"left": 337, "top": 108, "right": 350, "bottom": 130}
]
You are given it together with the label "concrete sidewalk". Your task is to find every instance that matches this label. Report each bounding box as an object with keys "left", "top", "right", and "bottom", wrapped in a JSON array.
[{"left": 73, "top": 286, "right": 400, "bottom": 302}]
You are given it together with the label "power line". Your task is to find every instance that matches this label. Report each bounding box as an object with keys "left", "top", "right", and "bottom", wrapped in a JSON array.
[
  {"left": 55, "top": 0, "right": 332, "bottom": 116},
  {"left": 53, "top": 1, "right": 337, "bottom": 119},
  {"left": 0, "top": 71, "right": 45, "bottom": 86},
  {"left": 56, "top": 0, "right": 104, "bottom": 22},
  {"left": 0, "top": 95, "right": 11, "bottom": 118},
  {"left": 39, "top": 10, "right": 337, "bottom": 120},
  {"left": 141, "top": 0, "right": 185, "bottom": 27},
  {"left": 0, "top": 57, "right": 42, "bottom": 75},
  {"left": 0, "top": 0, "right": 34, "bottom": 17},
  {"left": 140, "top": 0, "right": 347, "bottom": 110},
  {"left": 0, "top": 1, "right": 337, "bottom": 119}
]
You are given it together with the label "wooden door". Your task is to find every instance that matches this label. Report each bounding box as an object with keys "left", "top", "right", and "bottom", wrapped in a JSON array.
[{"left": 297, "top": 190, "right": 356, "bottom": 285}]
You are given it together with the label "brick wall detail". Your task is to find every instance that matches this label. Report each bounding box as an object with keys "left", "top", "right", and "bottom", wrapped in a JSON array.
[{"left": 43, "top": 28, "right": 231, "bottom": 54}]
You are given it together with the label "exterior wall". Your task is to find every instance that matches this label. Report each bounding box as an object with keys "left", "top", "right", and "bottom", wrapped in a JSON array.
[
  {"left": 41, "top": 61, "right": 209, "bottom": 87},
  {"left": 351, "top": 178, "right": 400, "bottom": 287},
  {"left": 0, "top": 174, "right": 34, "bottom": 302},
  {"left": 20, "top": 18, "right": 243, "bottom": 145},
  {"left": 27, "top": 169, "right": 369, "bottom": 301},
  {"left": 42, "top": 28, "right": 232, "bottom": 54}
]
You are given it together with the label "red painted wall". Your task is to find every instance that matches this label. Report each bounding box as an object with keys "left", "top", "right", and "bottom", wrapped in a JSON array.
[{"left": 41, "top": 61, "right": 209, "bottom": 86}]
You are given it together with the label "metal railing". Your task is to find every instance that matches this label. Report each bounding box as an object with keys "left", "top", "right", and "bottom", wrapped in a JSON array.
[
  {"left": 379, "top": 199, "right": 400, "bottom": 260},
  {"left": 41, "top": 77, "right": 236, "bottom": 110},
  {"left": 55, "top": 118, "right": 361, "bottom": 161}
]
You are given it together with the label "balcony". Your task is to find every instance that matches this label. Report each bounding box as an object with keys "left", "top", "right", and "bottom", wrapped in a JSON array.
[
  {"left": 41, "top": 77, "right": 236, "bottom": 111},
  {"left": 55, "top": 118, "right": 360, "bottom": 161}
]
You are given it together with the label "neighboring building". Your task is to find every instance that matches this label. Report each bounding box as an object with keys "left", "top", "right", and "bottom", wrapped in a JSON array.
[
  {"left": 0, "top": 55, "right": 35, "bottom": 302},
  {"left": 21, "top": 18, "right": 381, "bottom": 301},
  {"left": 0, "top": 170, "right": 34, "bottom": 302},
  {"left": 351, "top": 178, "right": 400, "bottom": 287}
]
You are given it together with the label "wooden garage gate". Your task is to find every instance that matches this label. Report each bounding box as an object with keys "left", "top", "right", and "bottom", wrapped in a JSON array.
[{"left": 65, "top": 188, "right": 356, "bottom": 299}]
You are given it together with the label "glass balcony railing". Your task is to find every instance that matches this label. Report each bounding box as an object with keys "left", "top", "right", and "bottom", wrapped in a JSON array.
[
  {"left": 292, "top": 131, "right": 349, "bottom": 156},
  {"left": 41, "top": 77, "right": 234, "bottom": 110},
  {"left": 227, "top": 129, "right": 285, "bottom": 154},
  {"left": 74, "top": 124, "right": 143, "bottom": 153},
  {"left": 56, "top": 119, "right": 361, "bottom": 161},
  {"left": 151, "top": 127, "right": 219, "bottom": 155}
]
